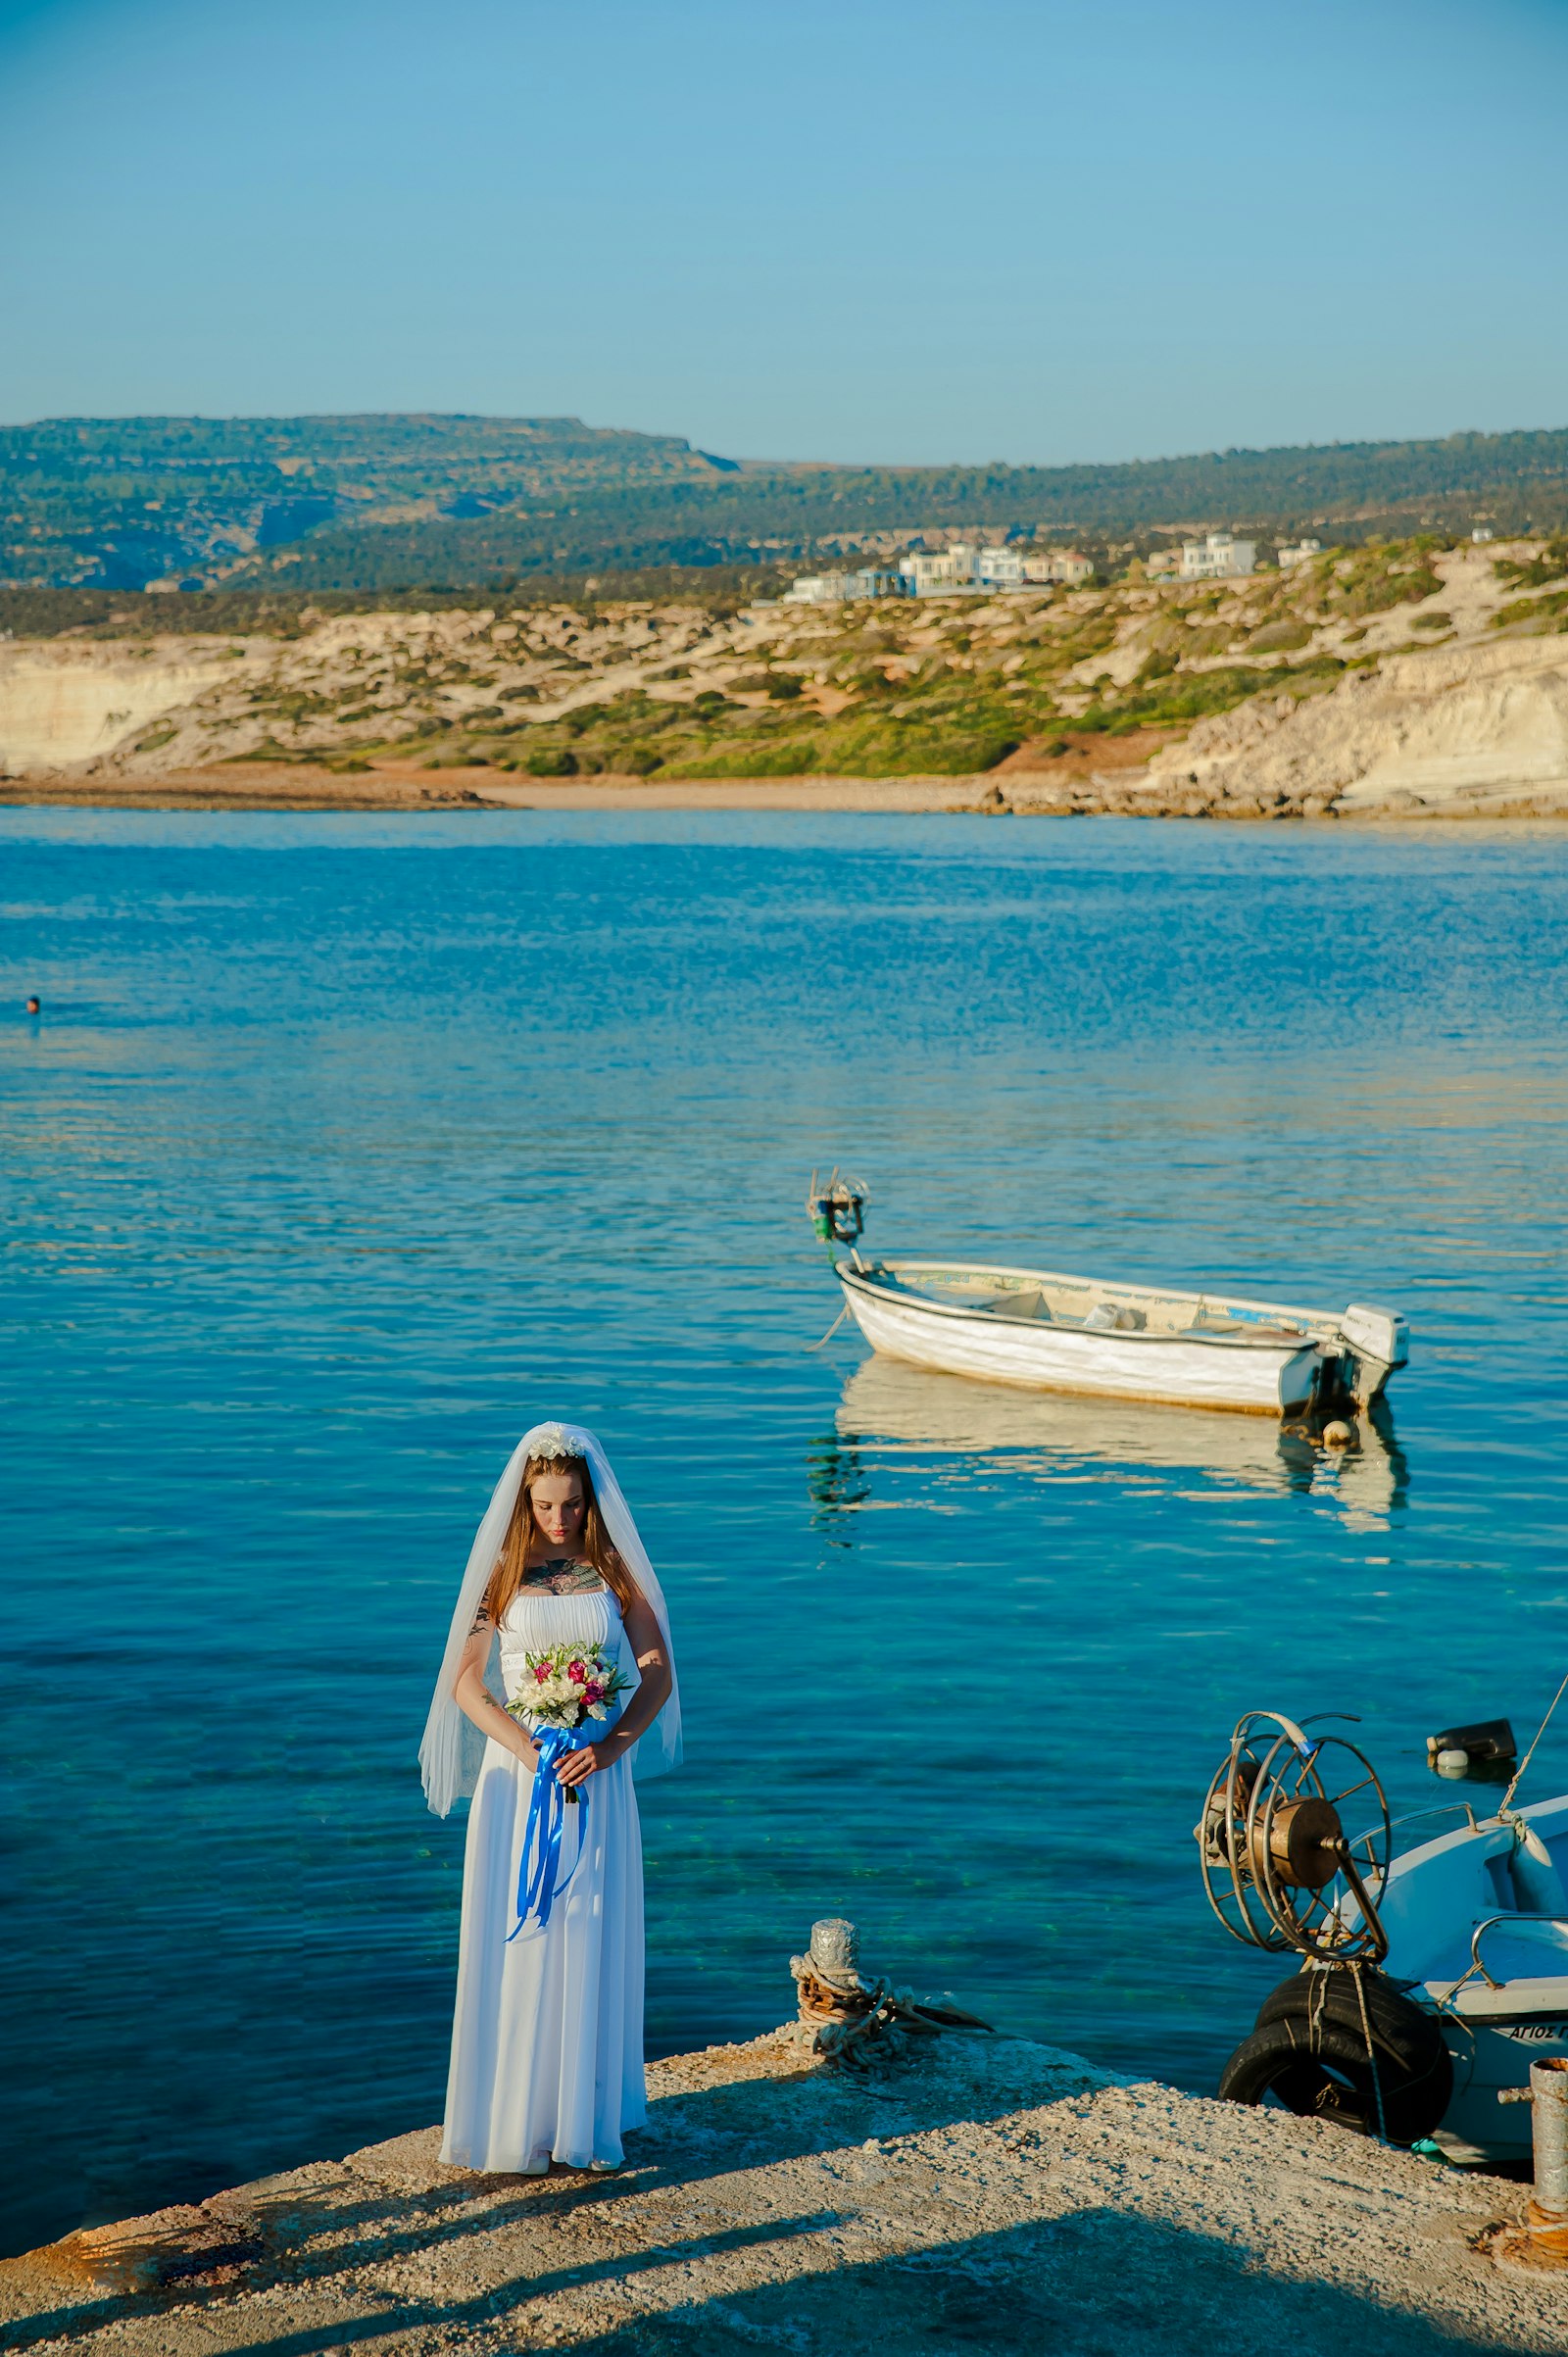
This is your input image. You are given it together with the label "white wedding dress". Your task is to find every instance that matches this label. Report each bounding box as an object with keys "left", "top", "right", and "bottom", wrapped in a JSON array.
[{"left": 441, "top": 1580, "right": 647, "bottom": 2172}]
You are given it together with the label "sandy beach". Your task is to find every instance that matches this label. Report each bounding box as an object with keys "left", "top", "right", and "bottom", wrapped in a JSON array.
[
  {"left": 7, "top": 757, "right": 1567, "bottom": 819},
  {"left": 0, "top": 760, "right": 1012, "bottom": 815}
]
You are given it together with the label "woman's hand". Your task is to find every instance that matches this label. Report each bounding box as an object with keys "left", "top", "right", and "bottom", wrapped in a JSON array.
[{"left": 556, "top": 1737, "right": 619, "bottom": 1788}]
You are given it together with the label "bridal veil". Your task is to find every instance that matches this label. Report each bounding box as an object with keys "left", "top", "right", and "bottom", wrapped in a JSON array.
[{"left": 419, "top": 1420, "right": 682, "bottom": 1815}]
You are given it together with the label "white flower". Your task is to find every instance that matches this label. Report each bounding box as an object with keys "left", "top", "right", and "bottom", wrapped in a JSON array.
[{"left": 587, "top": 1703, "right": 609, "bottom": 1721}]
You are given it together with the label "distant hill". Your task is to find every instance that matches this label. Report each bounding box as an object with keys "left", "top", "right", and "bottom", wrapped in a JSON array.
[
  {"left": 0, "top": 415, "right": 725, "bottom": 592},
  {"left": 3, "top": 414, "right": 1567, "bottom": 593}
]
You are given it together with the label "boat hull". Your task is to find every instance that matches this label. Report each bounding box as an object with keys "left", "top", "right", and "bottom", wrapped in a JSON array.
[
  {"left": 1373, "top": 1793, "right": 1568, "bottom": 2163},
  {"left": 840, "top": 1266, "right": 1327, "bottom": 1415}
]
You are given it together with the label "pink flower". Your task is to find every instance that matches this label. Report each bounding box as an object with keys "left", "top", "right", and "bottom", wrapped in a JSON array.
[
  {"left": 567, "top": 1659, "right": 588, "bottom": 1683},
  {"left": 533, "top": 1662, "right": 551, "bottom": 1685},
  {"left": 584, "top": 1682, "right": 605, "bottom": 1704}
]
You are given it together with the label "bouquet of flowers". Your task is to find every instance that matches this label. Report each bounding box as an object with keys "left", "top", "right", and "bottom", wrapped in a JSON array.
[{"left": 506, "top": 1644, "right": 630, "bottom": 1802}]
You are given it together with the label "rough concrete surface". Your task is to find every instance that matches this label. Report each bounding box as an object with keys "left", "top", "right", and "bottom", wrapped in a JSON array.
[{"left": 3, "top": 2027, "right": 1564, "bottom": 2357}]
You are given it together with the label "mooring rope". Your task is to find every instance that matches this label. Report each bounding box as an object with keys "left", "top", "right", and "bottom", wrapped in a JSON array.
[
  {"left": 790, "top": 1950, "right": 992, "bottom": 2068},
  {"left": 1500, "top": 1667, "right": 1568, "bottom": 1815},
  {"left": 1350, "top": 1959, "right": 1390, "bottom": 2145}
]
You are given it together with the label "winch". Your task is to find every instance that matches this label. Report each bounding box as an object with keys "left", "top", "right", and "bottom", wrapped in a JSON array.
[
  {"left": 1196, "top": 1709, "right": 1455, "bottom": 2145},
  {"left": 1197, "top": 1707, "right": 1391, "bottom": 1960}
]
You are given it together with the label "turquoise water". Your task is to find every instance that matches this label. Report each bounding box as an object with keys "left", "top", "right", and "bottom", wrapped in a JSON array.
[{"left": 2, "top": 808, "right": 1566, "bottom": 2257}]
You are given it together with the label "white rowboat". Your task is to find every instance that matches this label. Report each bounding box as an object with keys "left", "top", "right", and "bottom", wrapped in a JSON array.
[{"left": 835, "top": 1254, "right": 1408, "bottom": 1418}]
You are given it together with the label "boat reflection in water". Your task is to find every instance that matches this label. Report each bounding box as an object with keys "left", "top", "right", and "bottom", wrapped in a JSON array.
[{"left": 826, "top": 1352, "right": 1408, "bottom": 1533}]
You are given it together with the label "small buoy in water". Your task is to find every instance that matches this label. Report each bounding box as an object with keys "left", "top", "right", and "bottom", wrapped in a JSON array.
[
  {"left": 1322, "top": 1419, "right": 1353, "bottom": 1448},
  {"left": 1436, "top": 1747, "right": 1471, "bottom": 1776}
]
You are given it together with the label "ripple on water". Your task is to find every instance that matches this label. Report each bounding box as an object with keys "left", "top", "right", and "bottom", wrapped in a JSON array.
[{"left": 0, "top": 809, "right": 1565, "bottom": 2252}]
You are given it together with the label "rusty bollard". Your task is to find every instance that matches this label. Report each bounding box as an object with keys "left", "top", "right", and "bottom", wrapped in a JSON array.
[{"left": 1494, "top": 2057, "right": 1568, "bottom": 2267}]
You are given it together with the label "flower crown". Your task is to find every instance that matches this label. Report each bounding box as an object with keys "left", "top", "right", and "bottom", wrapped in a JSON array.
[{"left": 526, "top": 1423, "right": 581, "bottom": 1463}]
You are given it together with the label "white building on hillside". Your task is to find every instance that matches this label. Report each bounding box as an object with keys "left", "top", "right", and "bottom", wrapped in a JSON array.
[
  {"left": 977, "top": 548, "right": 1025, "bottom": 588},
  {"left": 1276, "top": 538, "right": 1322, "bottom": 569},
  {"left": 897, "top": 544, "right": 1096, "bottom": 595},
  {"left": 782, "top": 568, "right": 906, "bottom": 604},
  {"left": 900, "top": 545, "right": 982, "bottom": 594},
  {"left": 1022, "top": 549, "right": 1095, "bottom": 586},
  {"left": 781, "top": 573, "right": 848, "bottom": 605},
  {"left": 1179, "top": 531, "right": 1256, "bottom": 580}
]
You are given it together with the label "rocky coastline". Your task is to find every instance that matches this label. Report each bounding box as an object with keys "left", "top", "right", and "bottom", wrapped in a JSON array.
[{"left": 4, "top": 540, "right": 1566, "bottom": 823}]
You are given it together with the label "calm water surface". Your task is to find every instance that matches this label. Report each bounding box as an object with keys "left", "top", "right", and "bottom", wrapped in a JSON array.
[{"left": 1, "top": 810, "right": 1565, "bottom": 2255}]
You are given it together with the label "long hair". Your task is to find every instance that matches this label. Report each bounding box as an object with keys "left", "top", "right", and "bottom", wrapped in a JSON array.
[{"left": 480, "top": 1449, "right": 639, "bottom": 1628}]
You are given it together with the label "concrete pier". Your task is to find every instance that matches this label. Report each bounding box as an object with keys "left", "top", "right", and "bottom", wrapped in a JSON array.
[{"left": 3, "top": 2027, "right": 1565, "bottom": 2354}]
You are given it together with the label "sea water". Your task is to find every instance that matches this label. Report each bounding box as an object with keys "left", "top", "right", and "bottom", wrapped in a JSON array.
[{"left": 1, "top": 809, "right": 1565, "bottom": 2255}]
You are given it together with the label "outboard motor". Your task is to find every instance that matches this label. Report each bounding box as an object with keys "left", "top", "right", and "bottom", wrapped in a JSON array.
[
  {"left": 808, "top": 1169, "right": 868, "bottom": 1249},
  {"left": 1338, "top": 1304, "right": 1410, "bottom": 1405}
]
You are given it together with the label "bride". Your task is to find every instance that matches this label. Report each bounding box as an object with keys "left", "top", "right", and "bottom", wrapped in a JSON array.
[{"left": 419, "top": 1422, "right": 679, "bottom": 2176}]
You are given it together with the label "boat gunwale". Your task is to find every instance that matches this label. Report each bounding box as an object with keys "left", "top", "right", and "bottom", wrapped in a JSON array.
[
  {"left": 1387, "top": 1794, "right": 1568, "bottom": 1885},
  {"left": 838, "top": 1258, "right": 1335, "bottom": 1356},
  {"left": 1363, "top": 1796, "right": 1568, "bottom": 2012}
]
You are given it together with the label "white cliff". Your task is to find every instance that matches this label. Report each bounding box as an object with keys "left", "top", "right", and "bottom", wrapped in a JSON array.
[{"left": 1129, "top": 633, "right": 1568, "bottom": 817}]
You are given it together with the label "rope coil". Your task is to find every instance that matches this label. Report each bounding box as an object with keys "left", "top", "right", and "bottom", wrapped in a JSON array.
[{"left": 789, "top": 1918, "right": 992, "bottom": 2068}]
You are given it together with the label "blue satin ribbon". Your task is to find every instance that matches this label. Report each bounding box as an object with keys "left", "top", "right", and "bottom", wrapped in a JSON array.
[{"left": 508, "top": 1724, "right": 593, "bottom": 1941}]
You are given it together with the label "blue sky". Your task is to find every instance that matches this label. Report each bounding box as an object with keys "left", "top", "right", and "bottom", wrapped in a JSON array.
[{"left": 1, "top": 0, "right": 1564, "bottom": 464}]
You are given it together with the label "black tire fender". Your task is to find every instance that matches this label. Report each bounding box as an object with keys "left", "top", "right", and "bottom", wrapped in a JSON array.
[
  {"left": 1219, "top": 2007, "right": 1451, "bottom": 2145},
  {"left": 1256, "top": 1967, "right": 1448, "bottom": 2080}
]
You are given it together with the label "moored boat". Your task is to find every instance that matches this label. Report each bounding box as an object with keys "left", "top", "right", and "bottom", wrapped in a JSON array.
[
  {"left": 1369, "top": 1791, "right": 1568, "bottom": 2163},
  {"left": 1200, "top": 1706, "right": 1568, "bottom": 2166},
  {"left": 836, "top": 1255, "right": 1406, "bottom": 1418},
  {"left": 808, "top": 1174, "right": 1408, "bottom": 1420}
]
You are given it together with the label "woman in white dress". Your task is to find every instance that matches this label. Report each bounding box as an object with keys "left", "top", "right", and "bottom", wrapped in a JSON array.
[{"left": 418, "top": 1422, "right": 679, "bottom": 2177}]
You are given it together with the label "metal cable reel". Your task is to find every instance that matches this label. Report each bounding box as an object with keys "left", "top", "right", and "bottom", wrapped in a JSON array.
[{"left": 1196, "top": 1709, "right": 1392, "bottom": 1961}]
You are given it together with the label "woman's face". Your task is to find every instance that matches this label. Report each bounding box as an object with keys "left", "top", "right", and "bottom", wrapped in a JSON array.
[{"left": 529, "top": 1469, "right": 586, "bottom": 1550}]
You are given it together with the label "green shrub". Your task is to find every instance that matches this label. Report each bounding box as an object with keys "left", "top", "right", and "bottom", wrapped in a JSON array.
[
  {"left": 664, "top": 739, "right": 819, "bottom": 777},
  {"left": 1494, "top": 542, "right": 1568, "bottom": 590},
  {"left": 1327, "top": 557, "right": 1443, "bottom": 618},
  {"left": 1248, "top": 618, "right": 1312, "bottom": 652},
  {"left": 525, "top": 746, "right": 578, "bottom": 776},
  {"left": 1493, "top": 587, "right": 1568, "bottom": 630}
]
